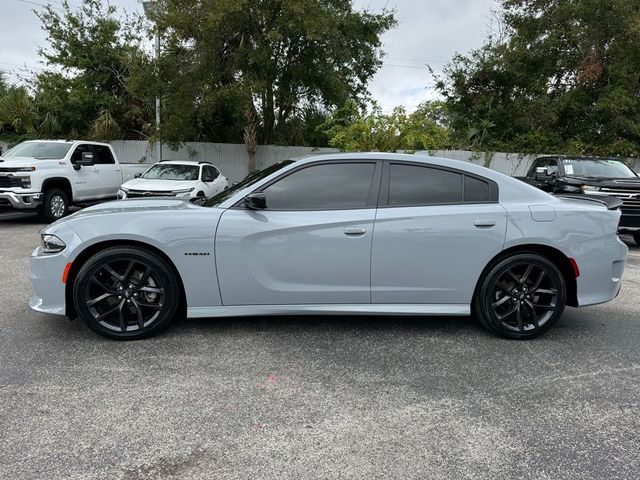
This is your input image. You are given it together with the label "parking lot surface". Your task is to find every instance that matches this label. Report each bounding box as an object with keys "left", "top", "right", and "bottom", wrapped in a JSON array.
[{"left": 1, "top": 214, "right": 640, "bottom": 480}]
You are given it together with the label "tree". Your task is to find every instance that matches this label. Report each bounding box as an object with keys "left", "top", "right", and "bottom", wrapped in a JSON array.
[
  {"left": 148, "top": 0, "right": 396, "bottom": 167},
  {"left": 436, "top": 0, "right": 640, "bottom": 156},
  {"left": 33, "top": 0, "right": 149, "bottom": 139},
  {"left": 322, "top": 100, "right": 450, "bottom": 152}
]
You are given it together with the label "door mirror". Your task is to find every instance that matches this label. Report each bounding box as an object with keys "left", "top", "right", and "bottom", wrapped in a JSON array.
[
  {"left": 73, "top": 151, "right": 95, "bottom": 170},
  {"left": 244, "top": 192, "right": 267, "bottom": 210},
  {"left": 534, "top": 166, "right": 555, "bottom": 181},
  {"left": 134, "top": 173, "right": 142, "bottom": 178}
]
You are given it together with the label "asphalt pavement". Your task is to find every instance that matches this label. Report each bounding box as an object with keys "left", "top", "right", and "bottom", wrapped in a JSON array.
[{"left": 1, "top": 213, "right": 639, "bottom": 479}]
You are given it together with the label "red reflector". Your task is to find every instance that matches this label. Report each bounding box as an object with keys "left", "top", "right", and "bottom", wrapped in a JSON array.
[
  {"left": 62, "top": 262, "right": 73, "bottom": 284},
  {"left": 569, "top": 258, "right": 580, "bottom": 278}
]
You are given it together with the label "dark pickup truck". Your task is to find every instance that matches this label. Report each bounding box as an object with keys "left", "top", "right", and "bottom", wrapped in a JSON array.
[{"left": 517, "top": 156, "right": 640, "bottom": 245}]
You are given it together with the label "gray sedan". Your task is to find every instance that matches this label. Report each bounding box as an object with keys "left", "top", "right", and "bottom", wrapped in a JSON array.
[{"left": 29, "top": 153, "right": 628, "bottom": 340}]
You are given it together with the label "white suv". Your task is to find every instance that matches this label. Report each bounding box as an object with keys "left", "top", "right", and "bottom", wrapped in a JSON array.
[{"left": 118, "top": 161, "right": 229, "bottom": 200}]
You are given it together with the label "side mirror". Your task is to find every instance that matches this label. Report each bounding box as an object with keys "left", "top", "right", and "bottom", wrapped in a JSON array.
[
  {"left": 73, "top": 151, "right": 95, "bottom": 169},
  {"left": 244, "top": 192, "right": 267, "bottom": 210},
  {"left": 134, "top": 173, "right": 142, "bottom": 178},
  {"left": 534, "top": 166, "right": 555, "bottom": 181}
]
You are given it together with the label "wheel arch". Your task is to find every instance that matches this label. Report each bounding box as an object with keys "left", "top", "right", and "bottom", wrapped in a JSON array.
[
  {"left": 475, "top": 244, "right": 578, "bottom": 308},
  {"left": 65, "top": 240, "right": 187, "bottom": 319},
  {"left": 42, "top": 177, "right": 73, "bottom": 203}
]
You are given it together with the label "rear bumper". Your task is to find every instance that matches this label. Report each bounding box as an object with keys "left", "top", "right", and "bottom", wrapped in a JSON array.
[
  {"left": 572, "top": 235, "right": 628, "bottom": 307},
  {"left": 0, "top": 191, "right": 43, "bottom": 211}
]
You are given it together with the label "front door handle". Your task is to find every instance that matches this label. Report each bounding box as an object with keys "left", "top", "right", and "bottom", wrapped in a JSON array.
[
  {"left": 344, "top": 227, "right": 367, "bottom": 236},
  {"left": 474, "top": 220, "right": 497, "bottom": 228}
]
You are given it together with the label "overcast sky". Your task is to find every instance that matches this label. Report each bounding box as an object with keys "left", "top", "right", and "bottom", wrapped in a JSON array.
[{"left": 0, "top": 0, "right": 498, "bottom": 111}]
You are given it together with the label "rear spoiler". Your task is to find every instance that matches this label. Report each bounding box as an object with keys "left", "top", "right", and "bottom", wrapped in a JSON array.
[{"left": 556, "top": 194, "right": 623, "bottom": 210}]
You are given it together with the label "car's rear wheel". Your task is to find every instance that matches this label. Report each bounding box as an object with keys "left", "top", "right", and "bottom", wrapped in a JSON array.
[
  {"left": 73, "top": 246, "right": 180, "bottom": 340},
  {"left": 474, "top": 253, "right": 567, "bottom": 339}
]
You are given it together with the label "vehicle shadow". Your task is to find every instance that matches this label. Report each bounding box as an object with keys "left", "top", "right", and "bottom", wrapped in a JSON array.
[{"left": 172, "top": 314, "right": 484, "bottom": 339}]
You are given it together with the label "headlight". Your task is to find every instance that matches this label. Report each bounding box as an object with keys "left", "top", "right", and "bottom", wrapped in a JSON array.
[
  {"left": 117, "top": 189, "right": 127, "bottom": 199},
  {"left": 20, "top": 176, "right": 31, "bottom": 188},
  {"left": 41, "top": 234, "right": 66, "bottom": 253},
  {"left": 174, "top": 187, "right": 195, "bottom": 198},
  {"left": 581, "top": 185, "right": 600, "bottom": 193}
]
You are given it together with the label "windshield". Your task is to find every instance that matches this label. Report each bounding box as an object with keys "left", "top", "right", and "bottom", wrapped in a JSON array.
[
  {"left": 3, "top": 142, "right": 72, "bottom": 160},
  {"left": 562, "top": 158, "right": 637, "bottom": 178},
  {"left": 142, "top": 164, "right": 200, "bottom": 181},
  {"left": 205, "top": 160, "right": 294, "bottom": 207}
]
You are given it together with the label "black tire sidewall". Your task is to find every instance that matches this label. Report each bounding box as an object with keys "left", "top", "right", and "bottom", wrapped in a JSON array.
[
  {"left": 475, "top": 253, "right": 567, "bottom": 340},
  {"left": 41, "top": 188, "right": 69, "bottom": 223},
  {"left": 73, "top": 247, "right": 180, "bottom": 340},
  {"left": 633, "top": 231, "right": 640, "bottom": 246}
]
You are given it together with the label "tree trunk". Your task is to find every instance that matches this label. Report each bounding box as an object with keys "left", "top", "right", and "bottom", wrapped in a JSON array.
[{"left": 243, "top": 103, "right": 258, "bottom": 174}]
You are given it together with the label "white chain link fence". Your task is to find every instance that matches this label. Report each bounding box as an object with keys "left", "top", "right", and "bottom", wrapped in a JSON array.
[{"left": 2, "top": 139, "right": 639, "bottom": 182}]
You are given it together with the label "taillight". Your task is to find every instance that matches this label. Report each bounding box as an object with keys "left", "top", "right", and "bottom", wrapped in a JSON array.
[{"left": 569, "top": 258, "right": 580, "bottom": 278}]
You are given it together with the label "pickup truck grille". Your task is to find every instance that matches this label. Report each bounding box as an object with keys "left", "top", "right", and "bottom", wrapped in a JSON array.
[
  {"left": 0, "top": 176, "right": 22, "bottom": 188},
  {"left": 598, "top": 187, "right": 640, "bottom": 212}
]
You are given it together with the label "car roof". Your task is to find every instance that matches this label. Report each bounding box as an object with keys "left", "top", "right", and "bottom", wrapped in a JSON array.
[
  {"left": 23, "top": 139, "right": 112, "bottom": 147},
  {"left": 536, "top": 155, "right": 626, "bottom": 161},
  {"left": 156, "top": 160, "right": 210, "bottom": 166}
]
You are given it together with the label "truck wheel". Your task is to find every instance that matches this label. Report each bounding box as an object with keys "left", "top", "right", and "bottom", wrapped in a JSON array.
[
  {"left": 40, "top": 188, "right": 69, "bottom": 223},
  {"left": 633, "top": 231, "right": 640, "bottom": 246}
]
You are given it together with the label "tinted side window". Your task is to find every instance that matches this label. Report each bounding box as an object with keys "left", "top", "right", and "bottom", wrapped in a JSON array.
[
  {"left": 71, "top": 144, "right": 92, "bottom": 163},
  {"left": 93, "top": 145, "right": 115, "bottom": 164},
  {"left": 263, "top": 163, "right": 376, "bottom": 210},
  {"left": 464, "top": 176, "right": 491, "bottom": 202},
  {"left": 388, "top": 164, "right": 463, "bottom": 206},
  {"left": 203, "top": 166, "right": 219, "bottom": 181}
]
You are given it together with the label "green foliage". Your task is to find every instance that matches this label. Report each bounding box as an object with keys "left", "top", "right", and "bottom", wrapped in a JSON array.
[
  {"left": 141, "top": 0, "right": 396, "bottom": 146},
  {"left": 437, "top": 0, "right": 640, "bottom": 157},
  {"left": 0, "top": 86, "right": 37, "bottom": 135},
  {"left": 31, "top": 0, "right": 148, "bottom": 139},
  {"left": 322, "top": 100, "right": 450, "bottom": 152}
]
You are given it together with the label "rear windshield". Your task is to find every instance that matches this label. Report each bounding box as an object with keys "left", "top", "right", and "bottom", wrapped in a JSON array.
[
  {"left": 142, "top": 164, "right": 199, "bottom": 181},
  {"left": 562, "top": 159, "right": 637, "bottom": 178},
  {"left": 3, "top": 142, "right": 72, "bottom": 160}
]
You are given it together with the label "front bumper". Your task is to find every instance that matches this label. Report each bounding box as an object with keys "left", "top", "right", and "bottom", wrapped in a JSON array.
[
  {"left": 0, "top": 191, "right": 43, "bottom": 211},
  {"left": 29, "top": 223, "right": 83, "bottom": 317}
]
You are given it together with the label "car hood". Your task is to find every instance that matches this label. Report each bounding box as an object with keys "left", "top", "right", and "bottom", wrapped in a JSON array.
[
  {"left": 563, "top": 176, "right": 640, "bottom": 188},
  {"left": 121, "top": 178, "right": 197, "bottom": 191},
  {"left": 0, "top": 156, "right": 63, "bottom": 169},
  {"left": 46, "top": 198, "right": 206, "bottom": 229}
]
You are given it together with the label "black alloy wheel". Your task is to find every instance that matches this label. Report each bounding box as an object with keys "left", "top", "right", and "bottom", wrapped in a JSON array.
[
  {"left": 475, "top": 253, "right": 567, "bottom": 339},
  {"left": 73, "top": 246, "right": 180, "bottom": 340}
]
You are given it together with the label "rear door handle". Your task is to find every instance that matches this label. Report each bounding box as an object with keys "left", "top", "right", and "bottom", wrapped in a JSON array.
[
  {"left": 474, "top": 220, "right": 497, "bottom": 228},
  {"left": 344, "top": 227, "right": 367, "bottom": 236}
]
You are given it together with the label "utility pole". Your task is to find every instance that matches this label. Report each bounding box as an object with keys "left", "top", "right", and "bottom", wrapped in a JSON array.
[{"left": 143, "top": 1, "right": 162, "bottom": 162}]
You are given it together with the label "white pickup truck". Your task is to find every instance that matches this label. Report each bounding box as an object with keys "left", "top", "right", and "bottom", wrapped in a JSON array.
[{"left": 0, "top": 140, "right": 147, "bottom": 222}]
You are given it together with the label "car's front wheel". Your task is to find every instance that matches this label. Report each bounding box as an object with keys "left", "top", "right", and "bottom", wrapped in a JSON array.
[
  {"left": 474, "top": 253, "right": 567, "bottom": 339},
  {"left": 73, "top": 246, "right": 181, "bottom": 340}
]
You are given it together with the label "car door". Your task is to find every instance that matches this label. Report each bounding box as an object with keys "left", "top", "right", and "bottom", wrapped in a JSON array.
[
  {"left": 91, "top": 145, "right": 122, "bottom": 198},
  {"left": 215, "top": 161, "right": 381, "bottom": 305},
  {"left": 69, "top": 143, "right": 99, "bottom": 200},
  {"left": 371, "top": 161, "right": 507, "bottom": 305}
]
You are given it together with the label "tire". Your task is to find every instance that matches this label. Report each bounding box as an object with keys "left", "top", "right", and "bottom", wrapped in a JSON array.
[
  {"left": 73, "top": 246, "right": 181, "bottom": 340},
  {"left": 473, "top": 253, "right": 567, "bottom": 340},
  {"left": 40, "top": 188, "right": 69, "bottom": 223},
  {"left": 633, "top": 231, "right": 640, "bottom": 246}
]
